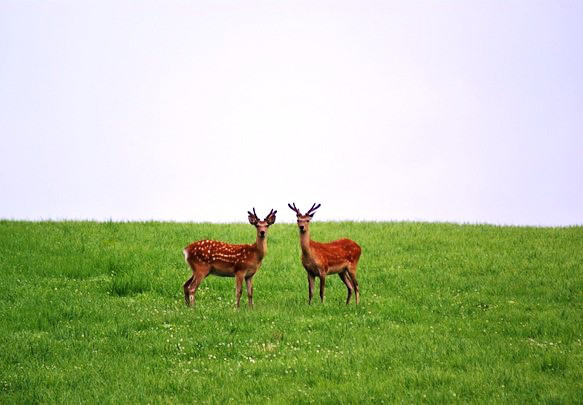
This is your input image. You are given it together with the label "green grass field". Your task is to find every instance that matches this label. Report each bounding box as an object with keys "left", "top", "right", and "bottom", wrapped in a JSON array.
[{"left": 0, "top": 220, "right": 582, "bottom": 403}]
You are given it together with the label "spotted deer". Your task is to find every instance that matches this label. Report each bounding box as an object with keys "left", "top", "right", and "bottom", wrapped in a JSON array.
[
  {"left": 183, "top": 208, "right": 277, "bottom": 308},
  {"left": 288, "top": 203, "right": 361, "bottom": 304}
]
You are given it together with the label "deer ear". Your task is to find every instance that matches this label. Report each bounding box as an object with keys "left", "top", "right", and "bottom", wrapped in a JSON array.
[
  {"left": 248, "top": 212, "right": 258, "bottom": 225},
  {"left": 266, "top": 210, "right": 277, "bottom": 225}
]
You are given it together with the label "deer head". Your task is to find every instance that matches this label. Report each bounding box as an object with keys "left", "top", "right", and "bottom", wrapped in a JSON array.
[
  {"left": 287, "top": 202, "right": 321, "bottom": 234},
  {"left": 248, "top": 208, "right": 277, "bottom": 238}
]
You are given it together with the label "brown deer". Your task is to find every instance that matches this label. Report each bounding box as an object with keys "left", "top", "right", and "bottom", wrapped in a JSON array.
[
  {"left": 288, "top": 203, "right": 361, "bottom": 304},
  {"left": 183, "top": 208, "right": 277, "bottom": 308}
]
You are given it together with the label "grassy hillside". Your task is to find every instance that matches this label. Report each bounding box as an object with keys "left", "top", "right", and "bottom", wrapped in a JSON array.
[{"left": 0, "top": 220, "right": 582, "bottom": 403}]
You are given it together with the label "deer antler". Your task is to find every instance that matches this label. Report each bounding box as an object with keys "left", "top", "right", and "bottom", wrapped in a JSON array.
[
  {"left": 306, "top": 203, "right": 321, "bottom": 216},
  {"left": 264, "top": 209, "right": 277, "bottom": 225},
  {"left": 264, "top": 209, "right": 276, "bottom": 221},
  {"left": 288, "top": 202, "right": 302, "bottom": 216},
  {"left": 248, "top": 207, "right": 260, "bottom": 224}
]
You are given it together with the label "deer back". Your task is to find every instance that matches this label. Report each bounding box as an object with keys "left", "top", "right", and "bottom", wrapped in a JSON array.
[
  {"left": 309, "top": 238, "right": 361, "bottom": 267},
  {"left": 184, "top": 240, "right": 260, "bottom": 269}
]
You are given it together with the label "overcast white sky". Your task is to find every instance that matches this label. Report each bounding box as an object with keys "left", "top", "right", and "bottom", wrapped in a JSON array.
[{"left": 1, "top": 1, "right": 582, "bottom": 225}]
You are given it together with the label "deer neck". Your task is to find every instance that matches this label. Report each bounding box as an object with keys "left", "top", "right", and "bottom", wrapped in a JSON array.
[
  {"left": 254, "top": 235, "right": 267, "bottom": 260},
  {"left": 300, "top": 230, "right": 312, "bottom": 256}
]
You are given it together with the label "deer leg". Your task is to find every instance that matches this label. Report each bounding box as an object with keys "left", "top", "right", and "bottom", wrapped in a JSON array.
[
  {"left": 183, "top": 275, "right": 194, "bottom": 306},
  {"left": 186, "top": 265, "right": 209, "bottom": 307},
  {"left": 235, "top": 272, "right": 245, "bottom": 309},
  {"left": 245, "top": 276, "right": 254, "bottom": 309},
  {"left": 348, "top": 268, "right": 360, "bottom": 304},
  {"left": 319, "top": 275, "right": 326, "bottom": 303},
  {"left": 339, "top": 270, "right": 354, "bottom": 305},
  {"left": 307, "top": 272, "right": 315, "bottom": 305},
  {"left": 187, "top": 275, "right": 205, "bottom": 307}
]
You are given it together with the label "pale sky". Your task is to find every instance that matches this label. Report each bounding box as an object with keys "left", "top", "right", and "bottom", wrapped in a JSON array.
[{"left": 1, "top": 1, "right": 582, "bottom": 225}]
